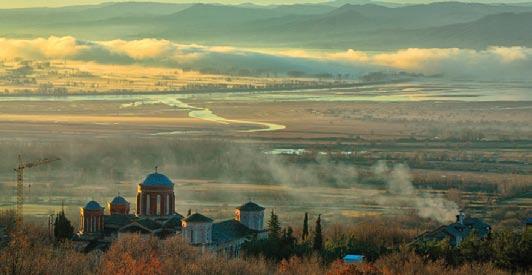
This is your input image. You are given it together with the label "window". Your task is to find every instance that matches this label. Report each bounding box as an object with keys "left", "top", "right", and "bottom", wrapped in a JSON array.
[
  {"left": 156, "top": 194, "right": 161, "bottom": 215},
  {"left": 146, "top": 194, "right": 150, "bottom": 215},
  {"left": 166, "top": 194, "right": 170, "bottom": 215}
]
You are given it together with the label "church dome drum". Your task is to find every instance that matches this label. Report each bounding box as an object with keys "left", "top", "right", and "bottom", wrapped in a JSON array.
[
  {"left": 137, "top": 170, "right": 175, "bottom": 217},
  {"left": 80, "top": 201, "right": 104, "bottom": 234},
  {"left": 109, "top": 195, "right": 130, "bottom": 215}
]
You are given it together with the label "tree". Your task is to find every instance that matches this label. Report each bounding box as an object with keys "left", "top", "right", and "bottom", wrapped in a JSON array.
[
  {"left": 282, "top": 226, "right": 297, "bottom": 247},
  {"left": 302, "top": 212, "right": 309, "bottom": 241},
  {"left": 54, "top": 210, "right": 74, "bottom": 241},
  {"left": 459, "top": 231, "right": 492, "bottom": 264},
  {"left": 313, "top": 214, "right": 323, "bottom": 252},
  {"left": 187, "top": 209, "right": 192, "bottom": 217},
  {"left": 268, "top": 210, "right": 281, "bottom": 240},
  {"left": 491, "top": 230, "right": 532, "bottom": 271}
]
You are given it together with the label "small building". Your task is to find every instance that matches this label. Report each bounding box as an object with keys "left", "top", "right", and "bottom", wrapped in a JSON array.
[
  {"left": 182, "top": 213, "right": 213, "bottom": 245},
  {"left": 235, "top": 201, "right": 265, "bottom": 231},
  {"left": 343, "top": 255, "right": 365, "bottom": 264},
  {"left": 415, "top": 211, "right": 491, "bottom": 247}
]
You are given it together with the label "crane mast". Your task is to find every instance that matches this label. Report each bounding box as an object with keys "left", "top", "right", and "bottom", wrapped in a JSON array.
[{"left": 14, "top": 155, "right": 60, "bottom": 227}]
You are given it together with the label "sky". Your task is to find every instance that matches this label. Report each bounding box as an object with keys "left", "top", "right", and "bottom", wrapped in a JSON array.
[{"left": 0, "top": 0, "right": 528, "bottom": 8}]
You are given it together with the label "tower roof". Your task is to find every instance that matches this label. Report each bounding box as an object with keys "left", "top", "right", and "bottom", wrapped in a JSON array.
[
  {"left": 84, "top": 200, "right": 103, "bottom": 210},
  {"left": 141, "top": 172, "right": 173, "bottom": 187},
  {"left": 111, "top": 195, "right": 129, "bottom": 205},
  {"left": 183, "top": 213, "right": 213, "bottom": 223},
  {"left": 236, "top": 201, "right": 265, "bottom": 211}
]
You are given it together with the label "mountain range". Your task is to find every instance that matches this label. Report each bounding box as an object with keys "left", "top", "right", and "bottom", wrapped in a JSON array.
[{"left": 0, "top": 1, "right": 531, "bottom": 50}]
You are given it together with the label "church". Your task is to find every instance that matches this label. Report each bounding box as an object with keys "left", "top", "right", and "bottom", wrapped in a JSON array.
[{"left": 75, "top": 170, "right": 267, "bottom": 254}]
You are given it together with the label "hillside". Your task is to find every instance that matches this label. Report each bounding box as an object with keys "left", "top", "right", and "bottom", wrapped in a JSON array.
[{"left": 0, "top": 2, "right": 531, "bottom": 49}]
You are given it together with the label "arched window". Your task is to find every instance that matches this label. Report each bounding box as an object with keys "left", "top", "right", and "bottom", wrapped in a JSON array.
[
  {"left": 146, "top": 194, "right": 151, "bottom": 215},
  {"left": 166, "top": 194, "right": 170, "bottom": 215},
  {"left": 156, "top": 194, "right": 161, "bottom": 215},
  {"left": 138, "top": 194, "right": 142, "bottom": 215}
]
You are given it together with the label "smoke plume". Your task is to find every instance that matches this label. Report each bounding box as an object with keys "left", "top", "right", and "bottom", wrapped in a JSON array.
[{"left": 373, "top": 161, "right": 459, "bottom": 223}]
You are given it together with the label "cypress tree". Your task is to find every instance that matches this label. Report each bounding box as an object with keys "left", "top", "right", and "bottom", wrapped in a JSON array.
[
  {"left": 187, "top": 209, "right": 192, "bottom": 216},
  {"left": 302, "top": 212, "right": 309, "bottom": 240},
  {"left": 286, "top": 226, "right": 296, "bottom": 246},
  {"left": 267, "top": 210, "right": 281, "bottom": 240},
  {"left": 313, "top": 214, "right": 323, "bottom": 251},
  {"left": 54, "top": 210, "right": 74, "bottom": 241}
]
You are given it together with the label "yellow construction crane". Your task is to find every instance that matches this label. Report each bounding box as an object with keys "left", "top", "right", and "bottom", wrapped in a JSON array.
[{"left": 14, "top": 155, "right": 60, "bottom": 227}]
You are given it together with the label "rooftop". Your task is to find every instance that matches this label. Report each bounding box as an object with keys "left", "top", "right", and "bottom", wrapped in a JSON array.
[
  {"left": 110, "top": 196, "right": 128, "bottom": 205},
  {"left": 236, "top": 201, "right": 265, "bottom": 212},
  {"left": 343, "top": 255, "right": 364, "bottom": 263},
  {"left": 183, "top": 213, "right": 213, "bottom": 223},
  {"left": 416, "top": 215, "right": 491, "bottom": 246},
  {"left": 212, "top": 219, "right": 258, "bottom": 244},
  {"left": 137, "top": 218, "right": 162, "bottom": 231},
  {"left": 84, "top": 201, "right": 103, "bottom": 210},
  {"left": 162, "top": 215, "right": 183, "bottom": 229},
  {"left": 142, "top": 172, "right": 173, "bottom": 188},
  {"left": 104, "top": 214, "right": 133, "bottom": 228}
]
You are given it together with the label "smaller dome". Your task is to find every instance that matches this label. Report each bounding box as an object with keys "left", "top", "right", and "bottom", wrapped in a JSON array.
[
  {"left": 84, "top": 200, "right": 103, "bottom": 210},
  {"left": 111, "top": 196, "right": 128, "bottom": 205},
  {"left": 142, "top": 172, "right": 173, "bottom": 187}
]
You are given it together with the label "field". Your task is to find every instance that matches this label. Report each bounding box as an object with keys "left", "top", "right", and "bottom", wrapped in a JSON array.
[{"left": 0, "top": 79, "right": 530, "bottom": 229}]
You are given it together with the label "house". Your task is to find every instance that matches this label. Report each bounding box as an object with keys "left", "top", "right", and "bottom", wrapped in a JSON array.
[{"left": 415, "top": 211, "right": 491, "bottom": 247}]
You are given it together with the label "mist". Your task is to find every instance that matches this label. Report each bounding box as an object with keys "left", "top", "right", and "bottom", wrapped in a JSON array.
[
  {"left": 2, "top": 36, "right": 532, "bottom": 80},
  {"left": 0, "top": 137, "right": 460, "bottom": 223}
]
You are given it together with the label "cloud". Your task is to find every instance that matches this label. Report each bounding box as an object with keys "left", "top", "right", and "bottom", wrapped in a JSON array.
[
  {"left": 100, "top": 39, "right": 178, "bottom": 60},
  {"left": 274, "top": 46, "right": 532, "bottom": 79},
  {"left": 0, "top": 36, "right": 87, "bottom": 59},
  {"left": 1, "top": 36, "right": 531, "bottom": 80}
]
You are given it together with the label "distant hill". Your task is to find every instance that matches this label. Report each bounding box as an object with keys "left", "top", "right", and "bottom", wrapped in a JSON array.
[
  {"left": 0, "top": 2, "right": 190, "bottom": 31},
  {"left": 0, "top": 1, "right": 531, "bottom": 50},
  {"left": 326, "top": 0, "right": 405, "bottom": 8},
  {"left": 418, "top": 12, "right": 532, "bottom": 48}
]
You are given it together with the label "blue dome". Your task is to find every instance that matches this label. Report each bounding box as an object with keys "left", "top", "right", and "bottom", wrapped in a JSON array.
[
  {"left": 111, "top": 196, "right": 128, "bottom": 205},
  {"left": 142, "top": 172, "right": 173, "bottom": 187},
  {"left": 84, "top": 200, "right": 103, "bottom": 210}
]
